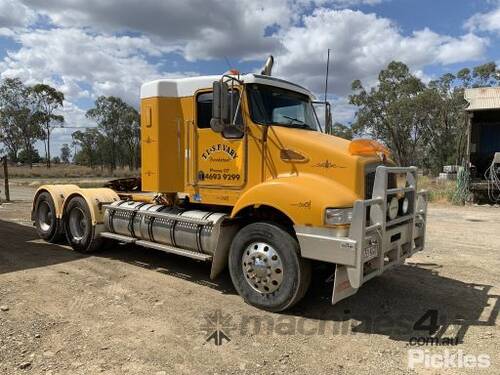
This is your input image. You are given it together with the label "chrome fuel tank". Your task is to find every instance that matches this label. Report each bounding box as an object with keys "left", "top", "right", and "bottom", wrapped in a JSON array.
[{"left": 103, "top": 200, "right": 227, "bottom": 254}]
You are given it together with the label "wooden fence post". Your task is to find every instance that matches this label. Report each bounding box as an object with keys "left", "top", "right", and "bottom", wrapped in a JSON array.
[{"left": 2, "top": 157, "right": 10, "bottom": 202}]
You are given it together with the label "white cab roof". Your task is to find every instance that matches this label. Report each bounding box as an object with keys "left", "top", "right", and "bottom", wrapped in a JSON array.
[{"left": 140, "top": 73, "right": 314, "bottom": 99}]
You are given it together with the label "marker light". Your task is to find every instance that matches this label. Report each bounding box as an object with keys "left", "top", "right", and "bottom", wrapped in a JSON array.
[{"left": 348, "top": 139, "right": 390, "bottom": 158}]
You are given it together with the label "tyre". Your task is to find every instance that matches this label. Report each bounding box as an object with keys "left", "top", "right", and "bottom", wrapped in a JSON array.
[
  {"left": 34, "top": 192, "right": 63, "bottom": 243},
  {"left": 228, "top": 222, "right": 311, "bottom": 312},
  {"left": 63, "top": 196, "right": 104, "bottom": 253}
]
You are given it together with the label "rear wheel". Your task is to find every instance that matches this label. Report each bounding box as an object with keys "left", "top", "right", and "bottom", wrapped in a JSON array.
[
  {"left": 34, "top": 192, "right": 63, "bottom": 243},
  {"left": 228, "top": 222, "right": 311, "bottom": 312},
  {"left": 63, "top": 196, "right": 104, "bottom": 253}
]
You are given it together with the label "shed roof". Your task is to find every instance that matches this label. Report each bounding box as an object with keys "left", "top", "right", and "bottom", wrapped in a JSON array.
[{"left": 465, "top": 87, "right": 500, "bottom": 111}]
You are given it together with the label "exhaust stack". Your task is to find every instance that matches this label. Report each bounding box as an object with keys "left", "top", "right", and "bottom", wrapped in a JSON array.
[{"left": 260, "top": 55, "right": 274, "bottom": 76}]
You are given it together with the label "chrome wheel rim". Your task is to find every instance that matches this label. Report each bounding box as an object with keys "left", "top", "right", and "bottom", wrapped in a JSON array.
[
  {"left": 37, "top": 201, "right": 53, "bottom": 232},
  {"left": 68, "top": 207, "right": 87, "bottom": 241},
  {"left": 242, "top": 242, "right": 284, "bottom": 294}
]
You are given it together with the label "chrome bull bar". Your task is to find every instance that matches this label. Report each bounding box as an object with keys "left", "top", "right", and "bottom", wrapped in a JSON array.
[{"left": 295, "top": 165, "right": 428, "bottom": 305}]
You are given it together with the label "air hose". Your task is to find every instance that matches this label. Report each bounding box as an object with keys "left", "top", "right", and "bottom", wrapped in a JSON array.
[
  {"left": 452, "top": 165, "right": 471, "bottom": 205},
  {"left": 485, "top": 155, "right": 500, "bottom": 203}
]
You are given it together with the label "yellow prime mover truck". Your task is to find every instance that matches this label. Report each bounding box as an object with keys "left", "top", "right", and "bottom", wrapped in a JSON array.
[{"left": 31, "top": 58, "right": 428, "bottom": 311}]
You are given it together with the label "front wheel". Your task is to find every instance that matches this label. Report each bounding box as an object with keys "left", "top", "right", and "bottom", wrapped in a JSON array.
[
  {"left": 63, "top": 196, "right": 104, "bottom": 253},
  {"left": 228, "top": 222, "right": 311, "bottom": 312}
]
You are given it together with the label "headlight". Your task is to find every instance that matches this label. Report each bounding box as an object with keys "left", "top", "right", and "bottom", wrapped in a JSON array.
[
  {"left": 387, "top": 197, "right": 399, "bottom": 220},
  {"left": 401, "top": 197, "right": 409, "bottom": 215},
  {"left": 325, "top": 208, "right": 353, "bottom": 225}
]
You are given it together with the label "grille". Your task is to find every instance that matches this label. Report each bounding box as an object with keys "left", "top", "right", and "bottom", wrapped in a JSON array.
[
  {"left": 365, "top": 171, "right": 375, "bottom": 199},
  {"left": 364, "top": 167, "right": 397, "bottom": 199}
]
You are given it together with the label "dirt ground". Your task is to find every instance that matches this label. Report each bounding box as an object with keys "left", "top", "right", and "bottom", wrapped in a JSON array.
[{"left": 0, "top": 186, "right": 498, "bottom": 374}]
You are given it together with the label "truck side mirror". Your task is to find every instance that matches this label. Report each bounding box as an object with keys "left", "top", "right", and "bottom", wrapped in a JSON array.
[{"left": 210, "top": 81, "right": 229, "bottom": 132}]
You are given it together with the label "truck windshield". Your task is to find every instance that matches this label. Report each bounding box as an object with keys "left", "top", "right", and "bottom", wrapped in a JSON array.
[{"left": 247, "top": 84, "right": 319, "bottom": 131}]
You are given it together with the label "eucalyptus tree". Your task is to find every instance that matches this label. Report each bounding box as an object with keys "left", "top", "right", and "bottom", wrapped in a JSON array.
[
  {"left": 60, "top": 143, "right": 71, "bottom": 163},
  {"left": 32, "top": 84, "right": 65, "bottom": 168},
  {"left": 349, "top": 61, "right": 427, "bottom": 166},
  {"left": 0, "top": 78, "right": 42, "bottom": 167},
  {"left": 86, "top": 96, "right": 140, "bottom": 171}
]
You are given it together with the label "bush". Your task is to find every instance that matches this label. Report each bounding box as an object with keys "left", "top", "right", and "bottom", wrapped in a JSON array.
[{"left": 418, "top": 176, "right": 455, "bottom": 203}]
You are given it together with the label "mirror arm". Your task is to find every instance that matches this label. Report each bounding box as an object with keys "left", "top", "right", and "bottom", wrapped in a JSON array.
[
  {"left": 232, "top": 94, "right": 242, "bottom": 125},
  {"left": 220, "top": 74, "right": 244, "bottom": 85}
]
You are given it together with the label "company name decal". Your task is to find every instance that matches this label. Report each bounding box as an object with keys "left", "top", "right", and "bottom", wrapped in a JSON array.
[{"left": 201, "top": 144, "right": 238, "bottom": 161}]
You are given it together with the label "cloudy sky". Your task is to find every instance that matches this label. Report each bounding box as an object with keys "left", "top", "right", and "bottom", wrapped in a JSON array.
[{"left": 1, "top": 0, "right": 499, "bottom": 156}]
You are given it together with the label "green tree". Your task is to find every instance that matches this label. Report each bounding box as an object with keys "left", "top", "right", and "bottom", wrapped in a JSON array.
[
  {"left": 419, "top": 74, "right": 468, "bottom": 173},
  {"left": 60, "top": 143, "right": 71, "bottom": 163},
  {"left": 330, "top": 122, "right": 353, "bottom": 140},
  {"left": 18, "top": 148, "right": 41, "bottom": 164},
  {"left": 456, "top": 62, "right": 500, "bottom": 88},
  {"left": 32, "top": 84, "right": 64, "bottom": 168},
  {"left": 0, "top": 78, "right": 43, "bottom": 167},
  {"left": 72, "top": 128, "right": 101, "bottom": 167},
  {"left": 119, "top": 106, "right": 140, "bottom": 169},
  {"left": 0, "top": 78, "right": 24, "bottom": 161},
  {"left": 349, "top": 61, "right": 427, "bottom": 166},
  {"left": 86, "top": 96, "right": 138, "bottom": 171}
]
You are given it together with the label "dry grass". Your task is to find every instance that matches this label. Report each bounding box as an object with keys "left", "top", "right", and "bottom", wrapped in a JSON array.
[
  {"left": 0, "top": 164, "right": 139, "bottom": 179},
  {"left": 418, "top": 175, "right": 456, "bottom": 203}
]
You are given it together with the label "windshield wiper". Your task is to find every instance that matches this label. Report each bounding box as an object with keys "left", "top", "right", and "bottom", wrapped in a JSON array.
[
  {"left": 282, "top": 115, "right": 305, "bottom": 124},
  {"left": 280, "top": 115, "right": 312, "bottom": 130}
]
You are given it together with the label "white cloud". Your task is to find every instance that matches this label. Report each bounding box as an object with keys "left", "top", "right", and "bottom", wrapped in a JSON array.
[
  {"left": 331, "top": 97, "right": 357, "bottom": 124},
  {"left": 0, "top": 0, "right": 37, "bottom": 29},
  {"left": 318, "top": 0, "right": 384, "bottom": 7},
  {"left": 466, "top": 5, "right": 500, "bottom": 35},
  {"left": 20, "top": 0, "right": 386, "bottom": 62},
  {"left": 435, "top": 33, "right": 489, "bottom": 65},
  {"left": 0, "top": 1, "right": 492, "bottom": 148},
  {"left": 22, "top": 0, "right": 289, "bottom": 61},
  {"left": 275, "top": 9, "right": 488, "bottom": 95},
  {"left": 1, "top": 28, "right": 176, "bottom": 105}
]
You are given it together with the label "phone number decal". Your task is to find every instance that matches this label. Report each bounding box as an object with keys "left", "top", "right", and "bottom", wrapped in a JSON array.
[{"left": 203, "top": 173, "right": 241, "bottom": 181}]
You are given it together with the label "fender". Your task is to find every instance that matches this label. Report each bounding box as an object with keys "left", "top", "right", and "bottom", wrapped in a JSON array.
[
  {"left": 61, "top": 188, "right": 120, "bottom": 225},
  {"left": 231, "top": 173, "right": 359, "bottom": 226},
  {"left": 31, "top": 184, "right": 79, "bottom": 220}
]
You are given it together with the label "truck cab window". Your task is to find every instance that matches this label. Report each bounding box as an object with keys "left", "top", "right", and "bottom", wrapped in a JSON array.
[
  {"left": 197, "top": 90, "right": 243, "bottom": 138},
  {"left": 248, "top": 84, "right": 319, "bottom": 131},
  {"left": 197, "top": 92, "right": 213, "bottom": 129}
]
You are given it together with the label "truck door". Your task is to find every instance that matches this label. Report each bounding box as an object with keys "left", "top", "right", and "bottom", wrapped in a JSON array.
[{"left": 193, "top": 90, "right": 246, "bottom": 188}]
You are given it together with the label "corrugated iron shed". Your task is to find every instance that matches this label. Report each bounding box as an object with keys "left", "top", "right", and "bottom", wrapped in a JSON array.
[{"left": 465, "top": 87, "right": 500, "bottom": 111}]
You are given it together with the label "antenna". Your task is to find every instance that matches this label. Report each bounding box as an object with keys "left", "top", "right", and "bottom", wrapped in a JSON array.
[
  {"left": 223, "top": 56, "right": 232, "bottom": 71},
  {"left": 324, "top": 49, "right": 332, "bottom": 134},
  {"left": 324, "top": 49, "right": 331, "bottom": 103}
]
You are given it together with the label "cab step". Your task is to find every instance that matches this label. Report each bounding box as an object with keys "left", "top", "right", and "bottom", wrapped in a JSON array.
[{"left": 100, "top": 232, "right": 213, "bottom": 261}]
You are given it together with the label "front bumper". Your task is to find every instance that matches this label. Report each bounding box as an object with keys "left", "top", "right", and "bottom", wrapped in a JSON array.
[{"left": 295, "top": 166, "right": 428, "bottom": 305}]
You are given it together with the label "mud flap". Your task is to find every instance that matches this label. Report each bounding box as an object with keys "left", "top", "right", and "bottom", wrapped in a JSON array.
[{"left": 332, "top": 265, "right": 359, "bottom": 305}]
